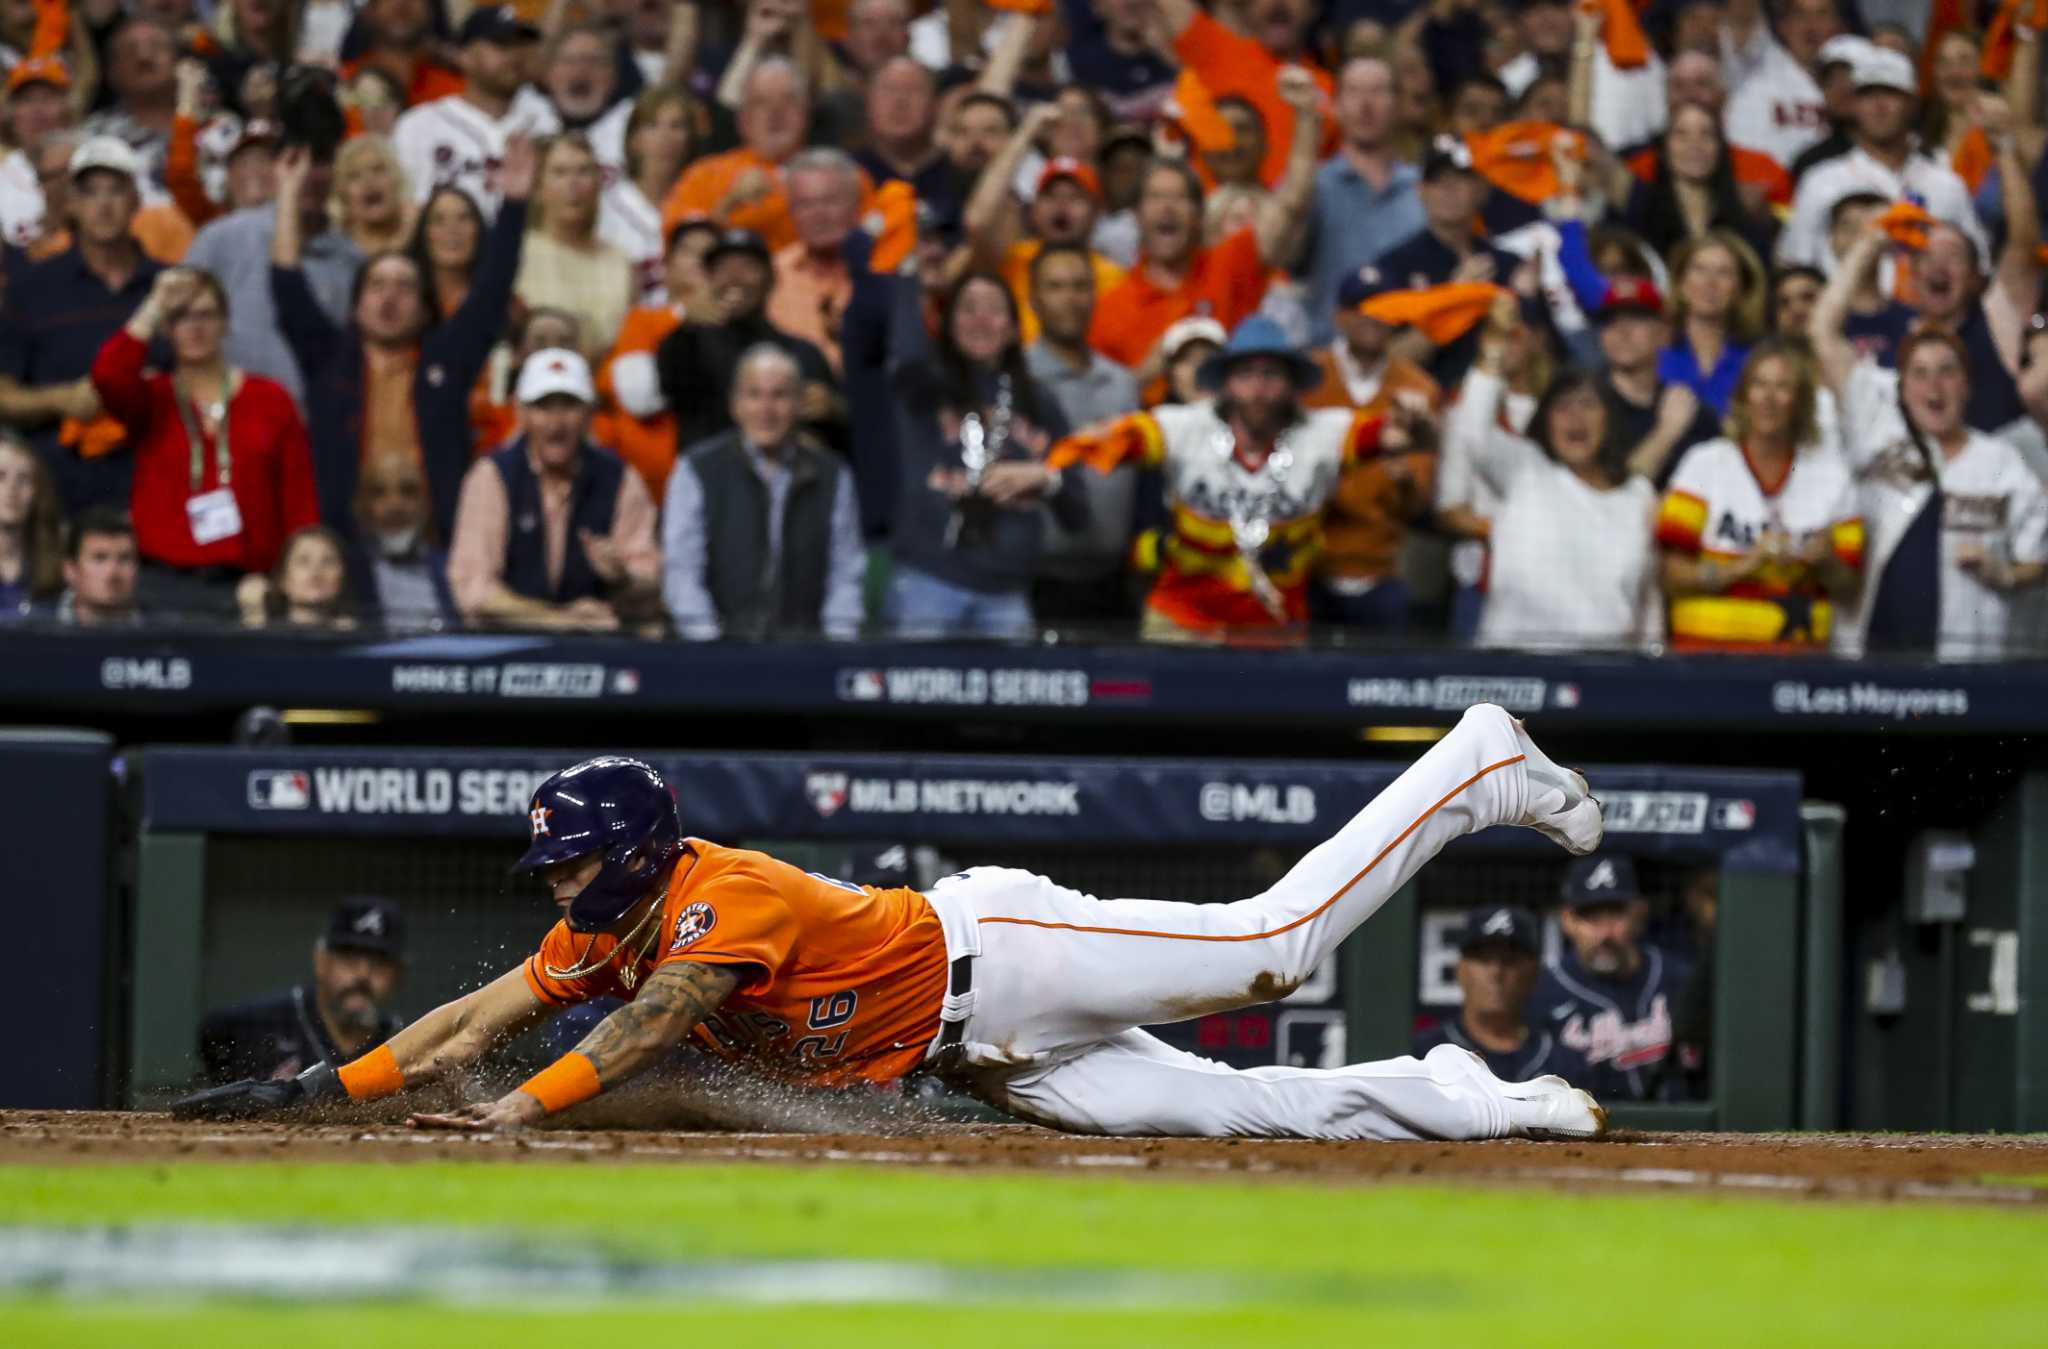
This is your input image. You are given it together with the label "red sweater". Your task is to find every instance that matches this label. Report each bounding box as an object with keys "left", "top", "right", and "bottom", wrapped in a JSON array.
[{"left": 91, "top": 330, "right": 319, "bottom": 572}]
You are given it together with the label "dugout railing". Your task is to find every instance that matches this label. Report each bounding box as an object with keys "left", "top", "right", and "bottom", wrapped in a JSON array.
[{"left": 104, "top": 745, "right": 1820, "bottom": 1131}]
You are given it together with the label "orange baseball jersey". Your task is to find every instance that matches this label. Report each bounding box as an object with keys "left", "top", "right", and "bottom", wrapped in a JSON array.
[
  {"left": 523, "top": 841, "right": 950, "bottom": 1086},
  {"left": 1087, "top": 227, "right": 1271, "bottom": 370}
]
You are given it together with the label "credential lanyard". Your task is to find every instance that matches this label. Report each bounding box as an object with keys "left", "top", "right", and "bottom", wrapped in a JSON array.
[{"left": 176, "top": 369, "right": 241, "bottom": 492}]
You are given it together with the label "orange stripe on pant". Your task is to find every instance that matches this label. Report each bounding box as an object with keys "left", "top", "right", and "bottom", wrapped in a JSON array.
[{"left": 976, "top": 755, "right": 1528, "bottom": 943}]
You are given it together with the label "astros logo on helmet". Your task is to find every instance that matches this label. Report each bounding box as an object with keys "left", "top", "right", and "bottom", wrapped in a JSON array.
[{"left": 530, "top": 805, "right": 553, "bottom": 838}]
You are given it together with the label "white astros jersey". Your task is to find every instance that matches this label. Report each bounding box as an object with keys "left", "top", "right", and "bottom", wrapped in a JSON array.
[
  {"left": 1047, "top": 399, "right": 1376, "bottom": 628},
  {"left": 1656, "top": 438, "right": 1863, "bottom": 649},
  {"left": 1722, "top": 38, "right": 1828, "bottom": 172},
  {"left": 392, "top": 87, "right": 560, "bottom": 217}
]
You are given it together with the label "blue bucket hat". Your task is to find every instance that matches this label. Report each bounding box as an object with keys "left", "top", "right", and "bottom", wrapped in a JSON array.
[{"left": 1195, "top": 315, "right": 1322, "bottom": 394}]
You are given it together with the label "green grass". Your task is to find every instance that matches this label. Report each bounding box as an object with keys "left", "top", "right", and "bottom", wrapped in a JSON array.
[{"left": 3, "top": 1162, "right": 2046, "bottom": 1346}]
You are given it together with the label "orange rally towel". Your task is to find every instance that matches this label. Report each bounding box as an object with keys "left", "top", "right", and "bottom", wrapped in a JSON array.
[
  {"left": 1360, "top": 282, "right": 1512, "bottom": 347},
  {"left": 1951, "top": 126, "right": 1994, "bottom": 194},
  {"left": 985, "top": 0, "right": 1052, "bottom": 11},
  {"left": 1876, "top": 201, "right": 1935, "bottom": 252},
  {"left": 28, "top": 0, "right": 67, "bottom": 59},
  {"left": 1164, "top": 68, "right": 1236, "bottom": 159},
  {"left": 1584, "top": 0, "right": 1652, "bottom": 70},
  {"left": 60, "top": 414, "right": 126, "bottom": 460},
  {"left": 866, "top": 180, "right": 919, "bottom": 274},
  {"left": 1983, "top": 0, "right": 2048, "bottom": 80},
  {"left": 1465, "top": 122, "right": 1583, "bottom": 205}
]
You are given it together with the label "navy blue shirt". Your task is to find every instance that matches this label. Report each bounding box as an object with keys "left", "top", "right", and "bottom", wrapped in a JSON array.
[
  {"left": 1845, "top": 301, "right": 1915, "bottom": 369},
  {"left": 1379, "top": 226, "right": 1521, "bottom": 385},
  {"left": 1859, "top": 301, "right": 2024, "bottom": 432},
  {"left": 1413, "top": 1017, "right": 1591, "bottom": 1087},
  {"left": 1529, "top": 943, "right": 1693, "bottom": 1103},
  {"left": 1059, "top": 0, "right": 1177, "bottom": 112},
  {"left": 0, "top": 244, "right": 163, "bottom": 513},
  {"left": 851, "top": 148, "right": 968, "bottom": 228}
]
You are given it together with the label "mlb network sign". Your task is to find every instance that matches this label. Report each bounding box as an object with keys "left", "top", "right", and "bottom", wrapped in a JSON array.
[{"left": 806, "top": 772, "right": 1081, "bottom": 818}]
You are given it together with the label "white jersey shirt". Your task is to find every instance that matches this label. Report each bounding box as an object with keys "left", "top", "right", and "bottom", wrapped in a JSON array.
[
  {"left": 1778, "top": 146, "right": 1989, "bottom": 273},
  {"left": 0, "top": 148, "right": 44, "bottom": 250},
  {"left": 392, "top": 86, "right": 560, "bottom": 218},
  {"left": 1722, "top": 33, "right": 1828, "bottom": 173},
  {"left": 1436, "top": 367, "right": 1540, "bottom": 588},
  {"left": 1656, "top": 437, "right": 1862, "bottom": 648},
  {"left": 1841, "top": 360, "right": 2048, "bottom": 658},
  {"left": 1479, "top": 459, "right": 1661, "bottom": 651},
  {"left": 598, "top": 177, "right": 668, "bottom": 305}
]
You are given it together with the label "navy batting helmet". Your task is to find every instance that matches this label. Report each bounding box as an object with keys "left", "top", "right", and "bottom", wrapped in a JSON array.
[{"left": 513, "top": 757, "right": 683, "bottom": 931}]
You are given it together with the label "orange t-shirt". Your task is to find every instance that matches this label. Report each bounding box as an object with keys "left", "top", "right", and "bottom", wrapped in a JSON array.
[
  {"left": 522, "top": 840, "right": 951, "bottom": 1087},
  {"left": 663, "top": 147, "right": 796, "bottom": 250},
  {"left": 1087, "top": 227, "right": 1270, "bottom": 369},
  {"left": 1170, "top": 10, "right": 1333, "bottom": 188},
  {"left": 1001, "top": 240, "right": 1125, "bottom": 347}
]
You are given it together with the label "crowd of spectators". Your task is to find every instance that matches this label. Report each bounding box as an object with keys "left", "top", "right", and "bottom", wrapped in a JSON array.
[{"left": 1, "top": 0, "right": 2046, "bottom": 659}]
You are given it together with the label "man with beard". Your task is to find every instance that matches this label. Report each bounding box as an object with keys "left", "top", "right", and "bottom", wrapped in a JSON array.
[
  {"left": 198, "top": 898, "right": 408, "bottom": 1085},
  {"left": 271, "top": 139, "right": 532, "bottom": 544},
  {"left": 352, "top": 450, "right": 455, "bottom": 631},
  {"left": 1413, "top": 904, "right": 1588, "bottom": 1087},
  {"left": 1778, "top": 46, "right": 1986, "bottom": 273},
  {"left": 542, "top": 24, "right": 632, "bottom": 176},
  {"left": 1088, "top": 67, "right": 1323, "bottom": 385},
  {"left": 656, "top": 227, "right": 837, "bottom": 450},
  {"left": 1530, "top": 855, "right": 1693, "bottom": 1103},
  {"left": 965, "top": 100, "right": 1124, "bottom": 347},
  {"left": 392, "top": 6, "right": 558, "bottom": 220},
  {"left": 1036, "top": 315, "right": 1429, "bottom": 642}
]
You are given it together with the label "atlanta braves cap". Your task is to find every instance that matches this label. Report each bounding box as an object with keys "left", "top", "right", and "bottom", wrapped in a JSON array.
[
  {"left": 1456, "top": 904, "right": 1540, "bottom": 954},
  {"left": 1560, "top": 854, "right": 1643, "bottom": 909},
  {"left": 324, "top": 897, "right": 406, "bottom": 960}
]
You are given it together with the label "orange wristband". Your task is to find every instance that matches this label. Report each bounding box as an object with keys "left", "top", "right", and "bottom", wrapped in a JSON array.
[
  {"left": 518, "top": 1052, "right": 602, "bottom": 1115},
  {"left": 336, "top": 1044, "right": 405, "bottom": 1101}
]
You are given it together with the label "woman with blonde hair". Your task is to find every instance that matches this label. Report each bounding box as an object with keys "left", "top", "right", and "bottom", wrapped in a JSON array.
[
  {"left": 599, "top": 84, "right": 705, "bottom": 305},
  {"left": 331, "top": 134, "right": 414, "bottom": 255},
  {"left": 1656, "top": 338, "right": 1861, "bottom": 652},
  {"left": 516, "top": 133, "right": 636, "bottom": 359},
  {"left": 1660, "top": 228, "right": 1766, "bottom": 417},
  {"left": 0, "top": 435, "right": 65, "bottom": 620}
]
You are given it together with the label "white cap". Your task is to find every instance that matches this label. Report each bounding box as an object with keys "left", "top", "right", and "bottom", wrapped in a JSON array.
[
  {"left": 1854, "top": 47, "right": 1917, "bottom": 96},
  {"left": 1160, "top": 316, "right": 1228, "bottom": 361},
  {"left": 1817, "top": 35, "right": 1873, "bottom": 72},
  {"left": 69, "top": 134, "right": 142, "bottom": 184},
  {"left": 515, "top": 348, "right": 595, "bottom": 405}
]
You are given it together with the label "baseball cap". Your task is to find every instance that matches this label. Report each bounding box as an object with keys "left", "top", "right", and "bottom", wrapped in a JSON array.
[
  {"left": 1100, "top": 123, "right": 1151, "bottom": 157},
  {"left": 1456, "top": 904, "right": 1540, "bottom": 955},
  {"left": 69, "top": 135, "right": 143, "bottom": 185},
  {"left": 1036, "top": 156, "right": 1100, "bottom": 200},
  {"left": 7, "top": 55, "right": 70, "bottom": 96},
  {"left": 665, "top": 211, "right": 720, "bottom": 256},
  {"left": 1336, "top": 263, "right": 1399, "bottom": 309},
  {"left": 515, "top": 348, "right": 596, "bottom": 405},
  {"left": 229, "top": 119, "right": 282, "bottom": 159},
  {"left": 1560, "top": 854, "right": 1642, "bottom": 909},
  {"left": 704, "top": 226, "right": 773, "bottom": 269},
  {"left": 458, "top": 4, "right": 541, "bottom": 45},
  {"left": 1596, "top": 275, "right": 1664, "bottom": 324},
  {"left": 1159, "top": 315, "right": 1228, "bottom": 363},
  {"left": 324, "top": 897, "right": 406, "bottom": 960},
  {"left": 1854, "top": 47, "right": 1917, "bottom": 96},
  {"left": 1817, "top": 34, "right": 1873, "bottom": 74},
  {"left": 1421, "top": 134, "right": 1478, "bottom": 181}
]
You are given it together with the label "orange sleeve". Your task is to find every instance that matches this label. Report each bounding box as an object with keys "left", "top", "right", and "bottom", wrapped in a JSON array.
[
  {"left": 663, "top": 157, "right": 732, "bottom": 234},
  {"left": 1047, "top": 411, "right": 1164, "bottom": 472},
  {"left": 1597, "top": 0, "right": 1651, "bottom": 68},
  {"left": 164, "top": 114, "right": 217, "bottom": 230},
  {"left": 1656, "top": 489, "right": 1708, "bottom": 553},
  {"left": 523, "top": 921, "right": 610, "bottom": 1006},
  {"left": 1214, "top": 227, "right": 1273, "bottom": 327},
  {"left": 28, "top": 0, "right": 66, "bottom": 60},
  {"left": 1951, "top": 127, "right": 1994, "bottom": 195},
  {"left": 652, "top": 878, "right": 799, "bottom": 997}
]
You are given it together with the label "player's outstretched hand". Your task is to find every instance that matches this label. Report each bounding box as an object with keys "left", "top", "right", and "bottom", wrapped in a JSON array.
[
  {"left": 409, "top": 1092, "right": 544, "bottom": 1133},
  {"left": 168, "top": 1076, "right": 305, "bottom": 1121}
]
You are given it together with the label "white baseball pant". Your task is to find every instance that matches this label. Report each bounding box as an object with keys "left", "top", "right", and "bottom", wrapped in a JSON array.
[{"left": 920, "top": 703, "right": 1541, "bottom": 1140}]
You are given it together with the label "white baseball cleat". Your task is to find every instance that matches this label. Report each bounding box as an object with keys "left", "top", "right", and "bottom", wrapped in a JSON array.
[
  {"left": 1510, "top": 718, "right": 1603, "bottom": 855},
  {"left": 1502, "top": 1075, "right": 1610, "bottom": 1141}
]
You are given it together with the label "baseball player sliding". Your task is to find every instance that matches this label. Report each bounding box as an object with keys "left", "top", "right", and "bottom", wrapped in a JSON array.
[{"left": 175, "top": 704, "right": 1608, "bottom": 1141}]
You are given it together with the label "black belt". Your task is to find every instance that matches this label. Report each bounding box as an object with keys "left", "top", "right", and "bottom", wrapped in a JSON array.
[{"left": 933, "top": 953, "right": 973, "bottom": 1051}]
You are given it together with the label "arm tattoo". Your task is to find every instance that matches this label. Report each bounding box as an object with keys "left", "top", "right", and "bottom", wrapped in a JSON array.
[{"left": 574, "top": 961, "right": 739, "bottom": 1087}]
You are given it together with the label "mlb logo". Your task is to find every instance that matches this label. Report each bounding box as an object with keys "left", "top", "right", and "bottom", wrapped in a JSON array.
[
  {"left": 1552, "top": 683, "right": 1580, "bottom": 709},
  {"left": 247, "top": 770, "right": 310, "bottom": 810},
  {"left": 838, "top": 669, "right": 884, "bottom": 702},
  {"left": 1713, "top": 799, "right": 1757, "bottom": 831},
  {"left": 610, "top": 668, "right": 641, "bottom": 695},
  {"left": 806, "top": 772, "right": 849, "bottom": 817}
]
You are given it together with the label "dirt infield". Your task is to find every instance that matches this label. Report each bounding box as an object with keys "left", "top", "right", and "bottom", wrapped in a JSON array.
[{"left": 5, "top": 1109, "right": 2046, "bottom": 1206}]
